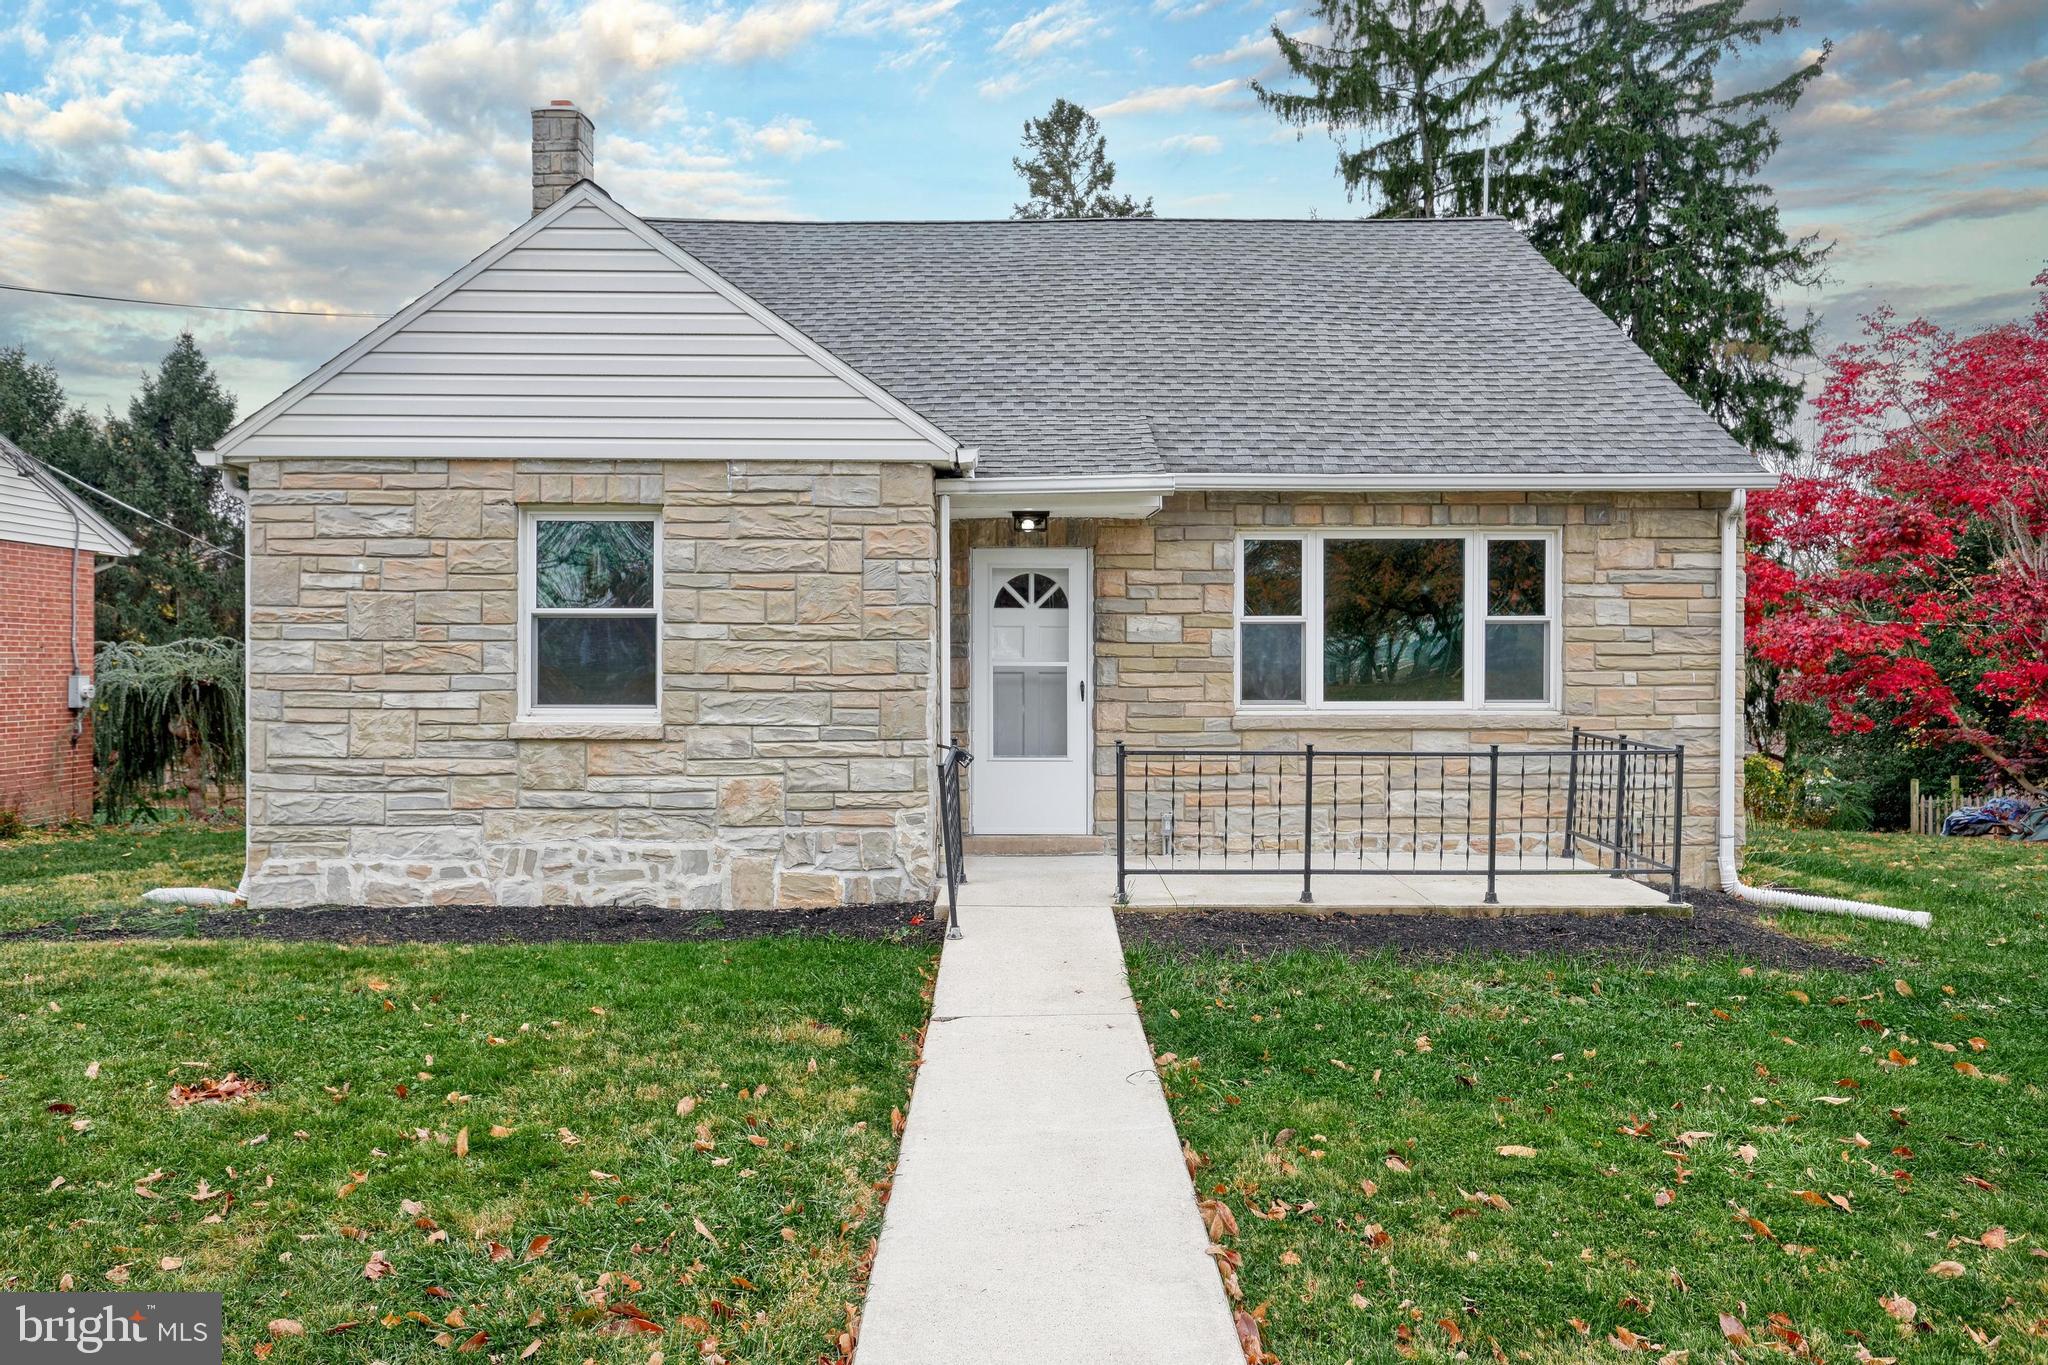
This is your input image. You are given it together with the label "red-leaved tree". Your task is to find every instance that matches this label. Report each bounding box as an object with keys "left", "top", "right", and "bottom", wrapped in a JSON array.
[{"left": 1747, "top": 272, "right": 2048, "bottom": 791}]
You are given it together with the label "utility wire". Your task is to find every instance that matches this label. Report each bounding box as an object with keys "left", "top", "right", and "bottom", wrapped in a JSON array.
[
  {"left": 0, "top": 279, "right": 388, "bottom": 319},
  {"left": 42, "top": 462, "right": 244, "bottom": 562}
]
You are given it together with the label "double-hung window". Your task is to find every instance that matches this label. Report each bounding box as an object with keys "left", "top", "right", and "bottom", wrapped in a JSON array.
[
  {"left": 1234, "top": 530, "right": 1557, "bottom": 711},
  {"left": 521, "top": 511, "right": 662, "bottom": 719}
]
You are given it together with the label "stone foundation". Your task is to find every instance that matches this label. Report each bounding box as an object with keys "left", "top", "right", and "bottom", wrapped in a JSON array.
[{"left": 243, "top": 458, "right": 937, "bottom": 909}]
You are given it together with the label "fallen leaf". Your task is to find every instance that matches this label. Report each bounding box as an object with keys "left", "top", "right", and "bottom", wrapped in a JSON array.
[
  {"left": 1928, "top": 1260, "right": 1966, "bottom": 1279},
  {"left": 454, "top": 1127, "right": 469, "bottom": 1159},
  {"left": 1496, "top": 1145, "right": 1538, "bottom": 1159},
  {"left": 363, "top": 1250, "right": 393, "bottom": 1280},
  {"left": 1719, "top": 1313, "right": 1754, "bottom": 1348},
  {"left": 1981, "top": 1226, "right": 2008, "bottom": 1250},
  {"left": 168, "top": 1074, "right": 265, "bottom": 1108},
  {"left": 1879, "top": 1294, "right": 1916, "bottom": 1323},
  {"left": 693, "top": 1217, "right": 721, "bottom": 1250},
  {"left": 268, "top": 1320, "right": 304, "bottom": 1338},
  {"left": 523, "top": 1234, "right": 552, "bottom": 1262}
]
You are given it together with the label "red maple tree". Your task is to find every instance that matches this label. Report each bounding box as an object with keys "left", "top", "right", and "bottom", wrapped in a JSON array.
[{"left": 1747, "top": 272, "right": 2048, "bottom": 791}]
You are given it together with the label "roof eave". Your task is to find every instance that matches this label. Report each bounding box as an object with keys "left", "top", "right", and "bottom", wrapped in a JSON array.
[{"left": 950, "top": 469, "right": 1780, "bottom": 495}]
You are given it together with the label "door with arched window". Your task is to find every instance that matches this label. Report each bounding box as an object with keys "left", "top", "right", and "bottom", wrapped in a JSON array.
[{"left": 969, "top": 547, "right": 1092, "bottom": 834}]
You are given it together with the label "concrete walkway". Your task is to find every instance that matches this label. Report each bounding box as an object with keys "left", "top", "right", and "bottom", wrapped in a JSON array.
[{"left": 856, "top": 858, "right": 1242, "bottom": 1365}]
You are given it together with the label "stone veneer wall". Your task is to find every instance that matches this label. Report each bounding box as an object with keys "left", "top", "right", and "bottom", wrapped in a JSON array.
[
  {"left": 244, "top": 458, "right": 937, "bottom": 909},
  {"left": 949, "top": 491, "right": 1734, "bottom": 886}
]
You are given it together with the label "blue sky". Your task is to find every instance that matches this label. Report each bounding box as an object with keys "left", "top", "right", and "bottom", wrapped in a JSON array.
[{"left": 2, "top": 0, "right": 2043, "bottom": 421}]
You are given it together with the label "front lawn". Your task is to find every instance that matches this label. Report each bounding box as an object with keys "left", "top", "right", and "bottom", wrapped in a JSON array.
[
  {"left": 1, "top": 826, "right": 934, "bottom": 1362},
  {"left": 1131, "top": 827, "right": 2047, "bottom": 1362}
]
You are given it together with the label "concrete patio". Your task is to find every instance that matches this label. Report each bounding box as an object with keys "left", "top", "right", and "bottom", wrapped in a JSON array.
[{"left": 1005, "top": 852, "right": 1684, "bottom": 914}]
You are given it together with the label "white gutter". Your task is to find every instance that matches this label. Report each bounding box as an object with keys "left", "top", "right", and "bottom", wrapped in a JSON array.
[
  {"left": 957, "top": 470, "right": 1779, "bottom": 496},
  {"left": 1717, "top": 490, "right": 1930, "bottom": 929}
]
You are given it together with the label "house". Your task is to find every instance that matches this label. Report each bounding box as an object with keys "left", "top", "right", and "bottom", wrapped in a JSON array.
[
  {"left": 0, "top": 437, "right": 135, "bottom": 824},
  {"left": 202, "top": 102, "right": 1769, "bottom": 911}
]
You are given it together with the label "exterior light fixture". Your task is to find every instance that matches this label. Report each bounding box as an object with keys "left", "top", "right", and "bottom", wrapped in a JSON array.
[{"left": 1010, "top": 510, "right": 1051, "bottom": 535}]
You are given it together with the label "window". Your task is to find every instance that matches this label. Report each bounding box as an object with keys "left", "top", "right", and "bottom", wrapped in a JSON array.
[
  {"left": 1238, "top": 539, "right": 1304, "bottom": 703},
  {"left": 1235, "top": 530, "right": 1556, "bottom": 711},
  {"left": 989, "top": 569, "right": 1071, "bottom": 758},
  {"left": 522, "top": 512, "right": 661, "bottom": 716}
]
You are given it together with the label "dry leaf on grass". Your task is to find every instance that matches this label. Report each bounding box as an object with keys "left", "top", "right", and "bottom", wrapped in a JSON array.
[
  {"left": 1496, "top": 1145, "right": 1538, "bottom": 1158},
  {"left": 1928, "top": 1261, "right": 1967, "bottom": 1278},
  {"left": 168, "top": 1074, "right": 265, "bottom": 1108}
]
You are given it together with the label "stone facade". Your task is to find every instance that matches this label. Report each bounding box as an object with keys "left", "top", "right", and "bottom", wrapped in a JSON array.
[
  {"left": 949, "top": 491, "right": 1733, "bottom": 886},
  {"left": 244, "top": 458, "right": 936, "bottom": 909}
]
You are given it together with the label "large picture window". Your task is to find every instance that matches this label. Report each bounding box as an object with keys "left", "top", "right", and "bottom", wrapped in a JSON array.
[
  {"left": 1235, "top": 530, "right": 1556, "bottom": 711},
  {"left": 521, "top": 512, "right": 661, "bottom": 717}
]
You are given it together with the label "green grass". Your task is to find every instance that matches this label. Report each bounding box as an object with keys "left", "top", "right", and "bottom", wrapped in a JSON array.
[
  {"left": 1, "top": 826, "right": 934, "bottom": 1363},
  {"left": 1130, "top": 827, "right": 2048, "bottom": 1363},
  {"left": 0, "top": 821, "right": 244, "bottom": 932}
]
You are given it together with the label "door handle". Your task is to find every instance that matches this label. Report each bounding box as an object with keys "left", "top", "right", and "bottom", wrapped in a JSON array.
[{"left": 1078, "top": 678, "right": 1086, "bottom": 701}]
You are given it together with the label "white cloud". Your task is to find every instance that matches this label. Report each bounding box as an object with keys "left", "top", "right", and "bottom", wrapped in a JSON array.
[
  {"left": 992, "top": 1, "right": 1102, "bottom": 62},
  {"left": 1094, "top": 78, "right": 1240, "bottom": 116},
  {"left": 976, "top": 71, "right": 1035, "bottom": 101},
  {"left": 1159, "top": 131, "right": 1221, "bottom": 154},
  {"left": 732, "top": 114, "right": 845, "bottom": 159},
  {"left": 0, "top": 91, "right": 134, "bottom": 151}
]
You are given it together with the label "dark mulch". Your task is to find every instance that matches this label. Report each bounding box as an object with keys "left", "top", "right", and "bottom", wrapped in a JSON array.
[
  {"left": 8, "top": 900, "right": 944, "bottom": 946},
  {"left": 1116, "top": 887, "right": 1872, "bottom": 972}
]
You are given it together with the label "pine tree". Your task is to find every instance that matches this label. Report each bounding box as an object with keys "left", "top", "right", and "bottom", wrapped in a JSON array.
[
  {"left": 1254, "top": 0, "right": 1517, "bottom": 218},
  {"left": 1503, "top": 0, "right": 1829, "bottom": 456},
  {"left": 1011, "top": 98, "right": 1155, "bottom": 220},
  {"left": 28, "top": 335, "right": 245, "bottom": 644}
]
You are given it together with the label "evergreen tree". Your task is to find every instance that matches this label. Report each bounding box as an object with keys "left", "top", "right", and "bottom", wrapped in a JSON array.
[
  {"left": 4, "top": 335, "right": 244, "bottom": 644},
  {"left": 1503, "top": 0, "right": 1829, "bottom": 456},
  {"left": 1011, "top": 98, "right": 1154, "bottom": 220},
  {"left": 1254, "top": 0, "right": 1518, "bottom": 218}
]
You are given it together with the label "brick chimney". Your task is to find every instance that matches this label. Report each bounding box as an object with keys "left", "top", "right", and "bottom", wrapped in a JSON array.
[{"left": 531, "top": 100, "right": 595, "bottom": 214}]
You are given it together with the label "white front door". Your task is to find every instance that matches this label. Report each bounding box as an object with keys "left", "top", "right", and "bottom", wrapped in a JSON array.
[{"left": 970, "top": 548, "right": 1092, "bottom": 835}]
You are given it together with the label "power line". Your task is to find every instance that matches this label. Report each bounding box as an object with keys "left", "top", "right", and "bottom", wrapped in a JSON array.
[
  {"left": 42, "top": 462, "right": 244, "bottom": 562},
  {"left": 0, "top": 279, "right": 388, "bottom": 319}
]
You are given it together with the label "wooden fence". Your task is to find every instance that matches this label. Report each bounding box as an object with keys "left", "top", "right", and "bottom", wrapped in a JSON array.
[{"left": 1908, "top": 777, "right": 2011, "bottom": 836}]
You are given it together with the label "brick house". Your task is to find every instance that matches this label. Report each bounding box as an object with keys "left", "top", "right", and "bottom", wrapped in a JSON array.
[
  {"left": 0, "top": 438, "right": 134, "bottom": 824},
  {"left": 201, "top": 104, "right": 1769, "bottom": 911}
]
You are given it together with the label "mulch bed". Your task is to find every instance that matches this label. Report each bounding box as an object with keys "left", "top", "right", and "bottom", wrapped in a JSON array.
[
  {"left": 10, "top": 901, "right": 944, "bottom": 946},
  {"left": 1116, "top": 887, "right": 1872, "bottom": 972}
]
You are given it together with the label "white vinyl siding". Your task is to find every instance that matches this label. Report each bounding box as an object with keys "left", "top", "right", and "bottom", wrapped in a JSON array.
[
  {"left": 0, "top": 460, "right": 132, "bottom": 556},
  {"left": 225, "top": 202, "right": 945, "bottom": 463}
]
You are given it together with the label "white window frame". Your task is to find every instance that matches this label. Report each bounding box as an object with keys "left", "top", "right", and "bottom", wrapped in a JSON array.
[
  {"left": 518, "top": 507, "right": 664, "bottom": 723},
  {"left": 1233, "top": 528, "right": 1561, "bottom": 714}
]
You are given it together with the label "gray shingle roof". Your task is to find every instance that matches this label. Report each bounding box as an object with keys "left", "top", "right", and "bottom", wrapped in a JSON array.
[{"left": 648, "top": 216, "right": 1763, "bottom": 483}]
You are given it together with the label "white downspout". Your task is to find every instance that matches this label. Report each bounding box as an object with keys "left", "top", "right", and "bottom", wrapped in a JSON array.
[
  {"left": 938, "top": 491, "right": 953, "bottom": 748},
  {"left": 1717, "top": 490, "right": 1930, "bottom": 928}
]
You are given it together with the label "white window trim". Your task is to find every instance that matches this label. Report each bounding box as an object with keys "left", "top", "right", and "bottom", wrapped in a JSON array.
[
  {"left": 518, "top": 506, "right": 664, "bottom": 724},
  {"left": 1233, "top": 528, "right": 1561, "bottom": 715}
]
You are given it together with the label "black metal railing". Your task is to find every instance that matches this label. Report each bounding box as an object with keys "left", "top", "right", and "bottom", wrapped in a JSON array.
[
  {"left": 935, "top": 744, "right": 971, "bottom": 939},
  {"left": 1114, "top": 728, "right": 1684, "bottom": 906}
]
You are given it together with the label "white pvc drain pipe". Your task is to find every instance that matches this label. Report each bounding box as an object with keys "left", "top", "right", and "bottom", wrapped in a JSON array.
[{"left": 1717, "top": 491, "right": 1931, "bottom": 930}]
